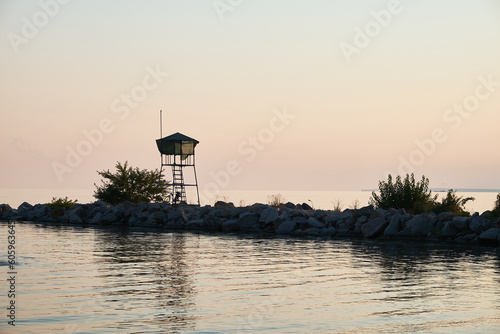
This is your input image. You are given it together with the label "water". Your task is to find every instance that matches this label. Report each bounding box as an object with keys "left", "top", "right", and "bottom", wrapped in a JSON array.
[
  {"left": 1, "top": 188, "right": 499, "bottom": 214},
  {"left": 1, "top": 223, "right": 500, "bottom": 333}
]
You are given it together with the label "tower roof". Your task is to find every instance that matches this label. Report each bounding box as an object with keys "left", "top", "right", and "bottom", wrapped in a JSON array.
[
  {"left": 156, "top": 132, "right": 199, "bottom": 156},
  {"left": 158, "top": 132, "right": 199, "bottom": 144}
]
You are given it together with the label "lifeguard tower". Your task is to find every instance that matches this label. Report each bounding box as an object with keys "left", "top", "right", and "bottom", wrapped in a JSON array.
[{"left": 156, "top": 132, "right": 200, "bottom": 205}]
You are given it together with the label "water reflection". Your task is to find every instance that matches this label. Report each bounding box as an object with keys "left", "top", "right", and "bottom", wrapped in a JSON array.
[
  {"left": 93, "top": 228, "right": 198, "bottom": 333},
  {"left": 15, "top": 222, "right": 500, "bottom": 333}
]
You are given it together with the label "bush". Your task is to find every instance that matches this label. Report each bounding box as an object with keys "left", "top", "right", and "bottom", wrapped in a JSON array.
[
  {"left": 94, "top": 161, "right": 170, "bottom": 205},
  {"left": 491, "top": 193, "right": 500, "bottom": 218},
  {"left": 432, "top": 189, "right": 474, "bottom": 217},
  {"left": 267, "top": 194, "right": 286, "bottom": 207},
  {"left": 369, "top": 173, "right": 437, "bottom": 214},
  {"left": 47, "top": 197, "right": 77, "bottom": 209}
]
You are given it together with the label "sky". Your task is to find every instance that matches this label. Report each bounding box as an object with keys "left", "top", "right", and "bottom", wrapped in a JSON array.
[{"left": 1, "top": 0, "right": 500, "bottom": 200}]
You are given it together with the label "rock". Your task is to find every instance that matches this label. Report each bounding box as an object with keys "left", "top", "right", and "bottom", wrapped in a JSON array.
[
  {"left": 452, "top": 217, "right": 470, "bottom": 231},
  {"left": 357, "top": 216, "right": 368, "bottom": 225},
  {"left": 470, "top": 216, "right": 491, "bottom": 233},
  {"left": 222, "top": 219, "right": 239, "bottom": 232},
  {"left": 361, "top": 217, "right": 388, "bottom": 239},
  {"left": 148, "top": 211, "right": 166, "bottom": 224},
  {"left": 384, "top": 213, "right": 401, "bottom": 236},
  {"left": 306, "top": 217, "right": 325, "bottom": 229},
  {"left": 214, "top": 201, "right": 235, "bottom": 208},
  {"left": 276, "top": 220, "right": 296, "bottom": 234},
  {"left": 284, "top": 202, "right": 296, "bottom": 209},
  {"left": 236, "top": 212, "right": 260, "bottom": 231},
  {"left": 303, "top": 228, "right": 321, "bottom": 235},
  {"left": 69, "top": 212, "right": 83, "bottom": 224},
  {"left": 101, "top": 212, "right": 118, "bottom": 224},
  {"left": 88, "top": 212, "right": 103, "bottom": 224},
  {"left": 313, "top": 210, "right": 326, "bottom": 220},
  {"left": 411, "top": 215, "right": 434, "bottom": 236},
  {"left": 202, "top": 214, "right": 220, "bottom": 231},
  {"left": 442, "top": 220, "right": 458, "bottom": 237},
  {"left": 323, "top": 215, "right": 336, "bottom": 226},
  {"left": 300, "top": 202, "right": 313, "bottom": 210},
  {"left": 186, "top": 219, "right": 204, "bottom": 230},
  {"left": 292, "top": 216, "right": 308, "bottom": 225},
  {"left": 18, "top": 202, "right": 33, "bottom": 211},
  {"left": 398, "top": 214, "right": 430, "bottom": 236},
  {"left": 321, "top": 227, "right": 337, "bottom": 236},
  {"left": 32, "top": 204, "right": 49, "bottom": 220},
  {"left": 438, "top": 212, "right": 455, "bottom": 221},
  {"left": 352, "top": 205, "right": 375, "bottom": 220},
  {"left": 259, "top": 207, "right": 279, "bottom": 224},
  {"left": 67, "top": 205, "right": 84, "bottom": 218},
  {"left": 478, "top": 228, "right": 500, "bottom": 245}
]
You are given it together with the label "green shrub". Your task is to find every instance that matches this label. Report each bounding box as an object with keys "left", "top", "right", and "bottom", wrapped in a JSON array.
[
  {"left": 94, "top": 161, "right": 170, "bottom": 205},
  {"left": 47, "top": 197, "right": 77, "bottom": 209},
  {"left": 432, "top": 189, "right": 474, "bottom": 217},
  {"left": 369, "top": 173, "right": 437, "bottom": 214}
]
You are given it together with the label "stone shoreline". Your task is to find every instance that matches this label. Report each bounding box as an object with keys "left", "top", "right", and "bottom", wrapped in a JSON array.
[{"left": 1, "top": 201, "right": 500, "bottom": 246}]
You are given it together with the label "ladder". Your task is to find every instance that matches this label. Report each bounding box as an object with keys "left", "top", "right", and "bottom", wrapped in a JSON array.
[{"left": 171, "top": 164, "right": 187, "bottom": 204}]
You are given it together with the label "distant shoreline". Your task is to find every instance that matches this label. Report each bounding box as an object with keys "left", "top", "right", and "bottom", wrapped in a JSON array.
[{"left": 363, "top": 188, "right": 500, "bottom": 193}]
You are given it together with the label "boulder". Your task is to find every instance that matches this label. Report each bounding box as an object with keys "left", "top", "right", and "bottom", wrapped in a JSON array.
[
  {"left": 236, "top": 212, "right": 260, "bottom": 231},
  {"left": 221, "top": 219, "right": 239, "bottom": 232},
  {"left": 361, "top": 217, "right": 388, "bottom": 239},
  {"left": 148, "top": 211, "right": 166, "bottom": 224},
  {"left": 292, "top": 216, "right": 308, "bottom": 226},
  {"left": 101, "top": 212, "right": 118, "bottom": 224},
  {"left": 18, "top": 202, "right": 33, "bottom": 212},
  {"left": 306, "top": 217, "right": 325, "bottom": 229},
  {"left": 186, "top": 219, "right": 204, "bottom": 230},
  {"left": 411, "top": 215, "right": 434, "bottom": 236},
  {"left": 321, "top": 227, "right": 337, "bottom": 236},
  {"left": 323, "top": 215, "right": 336, "bottom": 226},
  {"left": 438, "top": 212, "right": 455, "bottom": 221},
  {"left": 352, "top": 205, "right": 375, "bottom": 220},
  {"left": 215, "top": 201, "right": 235, "bottom": 208},
  {"left": 384, "top": 213, "right": 401, "bottom": 236},
  {"left": 300, "top": 202, "right": 313, "bottom": 210},
  {"left": 478, "top": 228, "right": 500, "bottom": 245},
  {"left": 442, "top": 220, "right": 458, "bottom": 237},
  {"left": 202, "top": 214, "right": 220, "bottom": 231},
  {"left": 452, "top": 217, "right": 470, "bottom": 231},
  {"left": 69, "top": 212, "right": 83, "bottom": 224},
  {"left": 302, "top": 228, "right": 321, "bottom": 235},
  {"left": 276, "top": 220, "right": 296, "bottom": 234},
  {"left": 470, "top": 216, "right": 491, "bottom": 233},
  {"left": 32, "top": 204, "right": 49, "bottom": 220},
  {"left": 259, "top": 207, "right": 279, "bottom": 224}
]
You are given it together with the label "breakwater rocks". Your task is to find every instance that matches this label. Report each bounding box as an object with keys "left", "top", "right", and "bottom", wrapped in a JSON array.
[{"left": 1, "top": 201, "right": 500, "bottom": 246}]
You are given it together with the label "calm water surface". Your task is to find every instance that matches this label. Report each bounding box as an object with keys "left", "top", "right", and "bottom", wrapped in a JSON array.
[{"left": 2, "top": 223, "right": 500, "bottom": 333}]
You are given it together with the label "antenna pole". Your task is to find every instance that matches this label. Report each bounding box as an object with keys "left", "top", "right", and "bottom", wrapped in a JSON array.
[{"left": 160, "top": 109, "right": 163, "bottom": 138}]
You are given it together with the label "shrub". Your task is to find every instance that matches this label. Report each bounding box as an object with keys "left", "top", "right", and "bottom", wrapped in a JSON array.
[
  {"left": 267, "top": 193, "right": 286, "bottom": 207},
  {"left": 369, "top": 173, "right": 437, "bottom": 214},
  {"left": 47, "top": 197, "right": 77, "bottom": 209},
  {"left": 332, "top": 199, "right": 343, "bottom": 212},
  {"left": 94, "top": 161, "right": 170, "bottom": 205},
  {"left": 491, "top": 193, "right": 500, "bottom": 218},
  {"left": 432, "top": 189, "right": 474, "bottom": 217}
]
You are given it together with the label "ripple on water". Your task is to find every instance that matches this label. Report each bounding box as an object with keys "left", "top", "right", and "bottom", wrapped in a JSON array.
[{"left": 4, "top": 223, "right": 500, "bottom": 333}]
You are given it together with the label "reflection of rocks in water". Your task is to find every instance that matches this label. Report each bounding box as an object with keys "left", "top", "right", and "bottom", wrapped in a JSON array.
[{"left": 93, "top": 229, "right": 197, "bottom": 333}]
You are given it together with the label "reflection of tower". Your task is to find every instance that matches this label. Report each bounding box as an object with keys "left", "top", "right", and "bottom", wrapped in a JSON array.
[{"left": 156, "top": 132, "right": 200, "bottom": 205}]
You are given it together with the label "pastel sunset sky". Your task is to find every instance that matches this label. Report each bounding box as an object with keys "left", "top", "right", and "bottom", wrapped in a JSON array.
[{"left": 1, "top": 0, "right": 499, "bottom": 197}]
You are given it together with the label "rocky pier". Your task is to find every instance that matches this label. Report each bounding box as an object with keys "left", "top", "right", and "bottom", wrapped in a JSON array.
[{"left": 1, "top": 201, "right": 500, "bottom": 246}]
